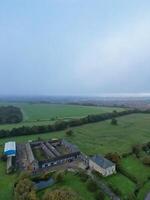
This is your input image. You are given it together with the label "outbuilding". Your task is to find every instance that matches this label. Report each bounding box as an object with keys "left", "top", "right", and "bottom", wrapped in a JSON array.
[
  {"left": 89, "top": 155, "right": 116, "bottom": 176},
  {"left": 4, "top": 141, "right": 16, "bottom": 157}
]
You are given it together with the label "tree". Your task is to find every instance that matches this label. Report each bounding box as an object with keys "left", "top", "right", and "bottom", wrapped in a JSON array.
[
  {"left": 66, "top": 129, "right": 73, "bottom": 137},
  {"left": 142, "top": 156, "right": 150, "bottom": 166},
  {"left": 105, "top": 152, "right": 121, "bottom": 165},
  {"left": 14, "top": 172, "right": 37, "bottom": 200},
  {"left": 43, "top": 188, "right": 81, "bottom": 200},
  {"left": 132, "top": 144, "right": 141, "bottom": 158},
  {"left": 111, "top": 118, "right": 118, "bottom": 125},
  {"left": 0, "top": 154, "right": 7, "bottom": 161},
  {"left": 54, "top": 171, "right": 64, "bottom": 183}
]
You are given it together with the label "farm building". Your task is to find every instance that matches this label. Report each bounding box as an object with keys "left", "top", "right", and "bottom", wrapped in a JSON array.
[
  {"left": 4, "top": 141, "right": 16, "bottom": 157},
  {"left": 89, "top": 155, "right": 116, "bottom": 176},
  {"left": 7, "top": 156, "right": 13, "bottom": 174},
  {"left": 25, "top": 142, "right": 39, "bottom": 171},
  {"left": 17, "top": 139, "right": 82, "bottom": 172}
]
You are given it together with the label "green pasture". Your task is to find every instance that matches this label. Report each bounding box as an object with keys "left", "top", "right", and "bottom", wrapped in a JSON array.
[
  {"left": 0, "top": 113, "right": 150, "bottom": 155},
  {"left": 121, "top": 155, "right": 150, "bottom": 182},
  {"left": 0, "top": 102, "right": 123, "bottom": 130},
  {"left": 104, "top": 173, "right": 136, "bottom": 198}
]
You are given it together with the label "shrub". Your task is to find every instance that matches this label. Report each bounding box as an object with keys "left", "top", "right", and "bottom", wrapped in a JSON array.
[
  {"left": 105, "top": 152, "right": 121, "bottom": 165},
  {"left": 111, "top": 118, "right": 118, "bottom": 125},
  {"left": 142, "top": 156, "right": 150, "bottom": 166},
  {"left": 66, "top": 129, "right": 73, "bottom": 136},
  {"left": 43, "top": 187, "right": 81, "bottom": 200},
  {"left": 132, "top": 145, "right": 141, "bottom": 158},
  {"left": 54, "top": 171, "right": 64, "bottom": 183}
]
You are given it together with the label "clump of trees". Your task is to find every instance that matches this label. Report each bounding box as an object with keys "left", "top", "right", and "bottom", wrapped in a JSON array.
[
  {"left": 0, "top": 106, "right": 23, "bottom": 124},
  {"left": 54, "top": 171, "right": 65, "bottom": 183},
  {"left": 43, "top": 187, "right": 81, "bottom": 200},
  {"left": 132, "top": 144, "right": 141, "bottom": 158},
  {"left": 14, "top": 172, "right": 37, "bottom": 200},
  {"left": 76, "top": 170, "right": 89, "bottom": 182},
  {"left": 142, "top": 142, "right": 150, "bottom": 154},
  {"left": 105, "top": 152, "right": 121, "bottom": 165},
  {"left": 111, "top": 118, "right": 118, "bottom": 125},
  {"left": 66, "top": 128, "right": 73, "bottom": 137}
]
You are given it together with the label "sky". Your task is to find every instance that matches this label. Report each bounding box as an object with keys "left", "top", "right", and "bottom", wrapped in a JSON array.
[{"left": 0, "top": 0, "right": 150, "bottom": 96}]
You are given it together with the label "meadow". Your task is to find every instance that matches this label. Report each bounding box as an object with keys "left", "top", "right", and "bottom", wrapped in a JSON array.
[
  {"left": 0, "top": 113, "right": 150, "bottom": 154},
  {"left": 0, "top": 103, "right": 123, "bottom": 130}
]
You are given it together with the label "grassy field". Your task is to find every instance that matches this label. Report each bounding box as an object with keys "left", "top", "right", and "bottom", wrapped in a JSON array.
[
  {"left": 121, "top": 155, "right": 150, "bottom": 182},
  {"left": 0, "top": 102, "right": 123, "bottom": 130},
  {"left": 0, "top": 113, "right": 150, "bottom": 155},
  {"left": 0, "top": 146, "right": 17, "bottom": 200},
  {"left": 104, "top": 173, "right": 136, "bottom": 198}
]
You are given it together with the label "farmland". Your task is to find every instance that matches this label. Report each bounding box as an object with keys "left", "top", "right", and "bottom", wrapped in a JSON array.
[
  {"left": 1, "top": 113, "right": 149, "bottom": 154},
  {"left": 0, "top": 104, "right": 150, "bottom": 200},
  {"left": 0, "top": 103, "right": 123, "bottom": 130}
]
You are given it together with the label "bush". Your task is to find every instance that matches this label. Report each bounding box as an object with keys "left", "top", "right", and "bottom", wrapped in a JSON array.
[
  {"left": 142, "top": 156, "right": 150, "bottom": 166},
  {"left": 43, "top": 187, "right": 81, "bottom": 200},
  {"left": 111, "top": 118, "right": 118, "bottom": 125},
  {"left": 66, "top": 129, "right": 73, "bottom": 136},
  {"left": 14, "top": 172, "right": 37, "bottom": 200},
  {"left": 132, "top": 145, "right": 141, "bottom": 158},
  {"left": 54, "top": 171, "right": 65, "bottom": 183},
  {"left": 0, "top": 154, "right": 7, "bottom": 161},
  {"left": 122, "top": 152, "right": 133, "bottom": 158},
  {"left": 76, "top": 170, "right": 89, "bottom": 182},
  {"left": 105, "top": 152, "right": 121, "bottom": 165}
]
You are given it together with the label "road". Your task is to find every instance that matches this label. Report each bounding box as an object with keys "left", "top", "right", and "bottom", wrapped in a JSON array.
[{"left": 145, "top": 193, "right": 150, "bottom": 200}]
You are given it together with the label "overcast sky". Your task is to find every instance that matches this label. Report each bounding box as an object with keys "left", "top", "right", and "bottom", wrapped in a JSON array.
[{"left": 1, "top": 0, "right": 150, "bottom": 96}]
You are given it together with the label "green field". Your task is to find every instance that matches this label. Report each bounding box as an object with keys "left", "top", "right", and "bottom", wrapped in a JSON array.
[
  {"left": 0, "top": 103, "right": 123, "bottom": 130},
  {"left": 0, "top": 113, "right": 150, "bottom": 155},
  {"left": 121, "top": 156, "right": 150, "bottom": 182},
  {"left": 0, "top": 147, "right": 17, "bottom": 200},
  {"left": 104, "top": 173, "right": 136, "bottom": 198}
]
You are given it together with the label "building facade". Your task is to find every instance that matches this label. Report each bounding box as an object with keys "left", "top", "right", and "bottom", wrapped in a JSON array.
[{"left": 89, "top": 155, "right": 116, "bottom": 176}]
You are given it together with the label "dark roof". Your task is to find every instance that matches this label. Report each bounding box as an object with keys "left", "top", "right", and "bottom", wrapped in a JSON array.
[{"left": 90, "top": 155, "right": 115, "bottom": 169}]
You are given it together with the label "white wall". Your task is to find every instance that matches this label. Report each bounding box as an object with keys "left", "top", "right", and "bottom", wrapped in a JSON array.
[{"left": 89, "top": 159, "right": 116, "bottom": 176}]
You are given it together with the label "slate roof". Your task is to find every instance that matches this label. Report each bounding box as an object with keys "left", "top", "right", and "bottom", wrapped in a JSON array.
[{"left": 90, "top": 155, "right": 115, "bottom": 169}]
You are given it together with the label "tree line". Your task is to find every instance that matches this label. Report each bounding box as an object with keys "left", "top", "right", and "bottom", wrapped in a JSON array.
[
  {"left": 0, "top": 106, "right": 23, "bottom": 124},
  {"left": 0, "top": 108, "right": 148, "bottom": 139}
]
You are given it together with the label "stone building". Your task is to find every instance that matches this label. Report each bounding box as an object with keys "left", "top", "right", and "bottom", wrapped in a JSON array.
[{"left": 89, "top": 155, "right": 116, "bottom": 176}]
